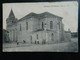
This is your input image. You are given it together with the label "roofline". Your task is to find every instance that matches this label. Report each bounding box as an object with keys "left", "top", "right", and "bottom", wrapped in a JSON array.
[{"left": 18, "top": 12, "right": 63, "bottom": 22}]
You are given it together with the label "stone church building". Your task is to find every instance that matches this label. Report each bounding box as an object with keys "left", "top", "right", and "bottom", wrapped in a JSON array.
[{"left": 6, "top": 9, "right": 71, "bottom": 44}]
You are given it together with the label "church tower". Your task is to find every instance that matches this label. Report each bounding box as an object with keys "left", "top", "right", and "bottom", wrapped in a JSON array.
[
  {"left": 6, "top": 9, "right": 17, "bottom": 29},
  {"left": 6, "top": 9, "right": 18, "bottom": 42}
]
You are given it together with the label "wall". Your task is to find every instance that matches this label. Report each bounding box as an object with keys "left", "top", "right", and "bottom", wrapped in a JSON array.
[
  {"left": 64, "top": 31, "right": 71, "bottom": 42},
  {"left": 17, "top": 15, "right": 64, "bottom": 44}
]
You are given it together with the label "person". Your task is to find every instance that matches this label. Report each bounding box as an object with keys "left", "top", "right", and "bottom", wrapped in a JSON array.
[
  {"left": 35, "top": 40, "right": 36, "bottom": 44},
  {"left": 17, "top": 42, "right": 19, "bottom": 45},
  {"left": 23, "top": 40, "right": 26, "bottom": 43}
]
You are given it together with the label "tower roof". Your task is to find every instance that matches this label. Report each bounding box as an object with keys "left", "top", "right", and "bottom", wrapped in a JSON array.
[{"left": 8, "top": 9, "right": 15, "bottom": 19}]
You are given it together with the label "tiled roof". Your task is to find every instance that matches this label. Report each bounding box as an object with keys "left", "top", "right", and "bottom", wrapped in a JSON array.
[{"left": 18, "top": 12, "right": 62, "bottom": 22}]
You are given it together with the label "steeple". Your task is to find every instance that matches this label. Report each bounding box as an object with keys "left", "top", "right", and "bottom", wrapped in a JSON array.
[
  {"left": 8, "top": 9, "right": 15, "bottom": 19},
  {"left": 6, "top": 9, "right": 17, "bottom": 28}
]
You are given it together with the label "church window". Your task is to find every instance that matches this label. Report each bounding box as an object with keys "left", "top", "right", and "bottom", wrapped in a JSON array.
[
  {"left": 50, "top": 21, "right": 53, "bottom": 29},
  {"left": 42, "top": 22, "right": 44, "bottom": 29},
  {"left": 57, "top": 22, "right": 60, "bottom": 29},
  {"left": 37, "top": 34, "right": 38, "bottom": 39},
  {"left": 26, "top": 22, "right": 28, "bottom": 30},
  {"left": 20, "top": 24, "right": 21, "bottom": 31}
]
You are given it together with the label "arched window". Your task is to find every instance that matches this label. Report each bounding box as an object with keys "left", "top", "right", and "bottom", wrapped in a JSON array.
[
  {"left": 57, "top": 22, "right": 60, "bottom": 30},
  {"left": 26, "top": 22, "right": 28, "bottom": 30},
  {"left": 13, "top": 30, "right": 15, "bottom": 41},
  {"left": 37, "top": 34, "right": 38, "bottom": 39},
  {"left": 42, "top": 22, "right": 44, "bottom": 29},
  {"left": 50, "top": 21, "right": 53, "bottom": 29}
]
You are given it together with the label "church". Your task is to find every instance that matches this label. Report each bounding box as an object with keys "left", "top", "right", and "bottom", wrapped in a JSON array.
[{"left": 6, "top": 9, "right": 71, "bottom": 44}]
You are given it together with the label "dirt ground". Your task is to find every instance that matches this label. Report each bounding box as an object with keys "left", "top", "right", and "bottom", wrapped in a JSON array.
[{"left": 3, "top": 37, "right": 78, "bottom": 52}]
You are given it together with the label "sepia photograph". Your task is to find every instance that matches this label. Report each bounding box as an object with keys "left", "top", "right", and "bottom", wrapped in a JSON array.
[{"left": 3, "top": 1, "right": 78, "bottom": 52}]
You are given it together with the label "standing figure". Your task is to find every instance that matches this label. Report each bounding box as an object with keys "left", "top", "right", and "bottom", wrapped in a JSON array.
[
  {"left": 23, "top": 40, "right": 26, "bottom": 43},
  {"left": 17, "top": 42, "right": 19, "bottom": 45},
  {"left": 35, "top": 40, "right": 36, "bottom": 44}
]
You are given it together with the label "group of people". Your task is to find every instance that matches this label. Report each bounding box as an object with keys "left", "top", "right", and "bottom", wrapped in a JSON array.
[
  {"left": 35, "top": 40, "right": 46, "bottom": 44},
  {"left": 35, "top": 40, "right": 39, "bottom": 44},
  {"left": 16, "top": 40, "right": 46, "bottom": 45}
]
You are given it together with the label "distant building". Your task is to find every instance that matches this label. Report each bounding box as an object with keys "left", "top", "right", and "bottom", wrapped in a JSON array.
[
  {"left": 3, "top": 29, "right": 9, "bottom": 43},
  {"left": 6, "top": 9, "right": 71, "bottom": 44},
  {"left": 71, "top": 32, "right": 78, "bottom": 38},
  {"left": 64, "top": 29, "right": 71, "bottom": 42}
]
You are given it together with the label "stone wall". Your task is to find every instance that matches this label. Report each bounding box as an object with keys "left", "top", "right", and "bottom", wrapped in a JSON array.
[
  {"left": 6, "top": 11, "right": 66, "bottom": 44},
  {"left": 16, "top": 15, "right": 64, "bottom": 44}
]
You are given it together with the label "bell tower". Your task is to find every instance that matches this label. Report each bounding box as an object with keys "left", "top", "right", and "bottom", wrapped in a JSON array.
[
  {"left": 6, "top": 9, "right": 18, "bottom": 42},
  {"left": 6, "top": 9, "right": 17, "bottom": 29}
]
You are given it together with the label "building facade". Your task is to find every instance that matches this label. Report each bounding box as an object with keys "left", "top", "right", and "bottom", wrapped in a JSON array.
[{"left": 6, "top": 9, "right": 71, "bottom": 44}]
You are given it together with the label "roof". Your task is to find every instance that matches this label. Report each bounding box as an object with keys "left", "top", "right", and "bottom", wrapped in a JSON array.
[
  {"left": 18, "top": 12, "right": 63, "bottom": 22},
  {"left": 8, "top": 9, "right": 15, "bottom": 20},
  {"left": 65, "top": 31, "right": 71, "bottom": 33}
]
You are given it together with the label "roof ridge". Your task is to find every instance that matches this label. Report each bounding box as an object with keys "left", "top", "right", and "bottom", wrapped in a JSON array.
[{"left": 19, "top": 12, "right": 62, "bottom": 21}]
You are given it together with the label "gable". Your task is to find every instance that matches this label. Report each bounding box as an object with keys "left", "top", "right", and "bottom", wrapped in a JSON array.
[{"left": 18, "top": 12, "right": 62, "bottom": 22}]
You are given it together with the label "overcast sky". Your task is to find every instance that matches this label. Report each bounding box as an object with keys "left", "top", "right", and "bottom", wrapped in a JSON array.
[{"left": 3, "top": 1, "right": 78, "bottom": 32}]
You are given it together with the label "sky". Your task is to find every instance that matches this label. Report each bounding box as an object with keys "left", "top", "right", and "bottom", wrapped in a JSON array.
[{"left": 3, "top": 1, "right": 78, "bottom": 32}]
